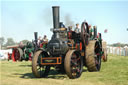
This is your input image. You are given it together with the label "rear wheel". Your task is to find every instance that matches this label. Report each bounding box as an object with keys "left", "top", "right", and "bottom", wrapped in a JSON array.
[
  {"left": 102, "top": 42, "right": 107, "bottom": 62},
  {"left": 86, "top": 40, "right": 101, "bottom": 72},
  {"left": 102, "top": 48, "right": 107, "bottom": 62},
  {"left": 64, "top": 50, "right": 83, "bottom": 79},
  {"left": 12, "top": 48, "right": 23, "bottom": 61},
  {"left": 32, "top": 50, "right": 50, "bottom": 78}
]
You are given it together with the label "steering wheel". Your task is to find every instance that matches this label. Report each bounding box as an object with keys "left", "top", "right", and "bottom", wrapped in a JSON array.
[{"left": 81, "top": 22, "right": 89, "bottom": 46}]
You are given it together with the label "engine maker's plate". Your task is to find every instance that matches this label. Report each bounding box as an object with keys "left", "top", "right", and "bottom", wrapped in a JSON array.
[{"left": 41, "top": 57, "right": 61, "bottom": 65}]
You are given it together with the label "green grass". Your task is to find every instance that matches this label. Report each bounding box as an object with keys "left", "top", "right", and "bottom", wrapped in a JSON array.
[{"left": 1, "top": 54, "right": 128, "bottom": 85}]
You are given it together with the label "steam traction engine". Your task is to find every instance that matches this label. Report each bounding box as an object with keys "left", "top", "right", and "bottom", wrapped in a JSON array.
[
  {"left": 32, "top": 6, "right": 106, "bottom": 79},
  {"left": 7, "top": 32, "right": 39, "bottom": 62},
  {"left": 7, "top": 42, "right": 34, "bottom": 61}
]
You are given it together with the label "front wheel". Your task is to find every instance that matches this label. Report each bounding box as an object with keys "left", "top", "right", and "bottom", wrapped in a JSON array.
[
  {"left": 32, "top": 50, "right": 50, "bottom": 78},
  {"left": 64, "top": 50, "right": 83, "bottom": 79}
]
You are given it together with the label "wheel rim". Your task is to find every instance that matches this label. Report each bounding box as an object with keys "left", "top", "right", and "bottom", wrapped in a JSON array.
[
  {"left": 95, "top": 42, "right": 101, "bottom": 71},
  {"left": 32, "top": 50, "right": 50, "bottom": 78},
  {"left": 71, "top": 53, "right": 82, "bottom": 78},
  {"left": 81, "top": 22, "right": 89, "bottom": 46},
  {"left": 37, "top": 54, "right": 49, "bottom": 77},
  {"left": 95, "top": 55, "right": 101, "bottom": 71},
  {"left": 65, "top": 50, "right": 83, "bottom": 79},
  {"left": 86, "top": 40, "right": 102, "bottom": 72}
]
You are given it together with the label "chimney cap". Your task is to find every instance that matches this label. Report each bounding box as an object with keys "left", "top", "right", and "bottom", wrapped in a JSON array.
[{"left": 52, "top": 6, "right": 60, "bottom": 8}]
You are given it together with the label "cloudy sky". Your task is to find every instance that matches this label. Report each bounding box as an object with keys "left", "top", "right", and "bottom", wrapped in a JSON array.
[{"left": 1, "top": 0, "right": 128, "bottom": 44}]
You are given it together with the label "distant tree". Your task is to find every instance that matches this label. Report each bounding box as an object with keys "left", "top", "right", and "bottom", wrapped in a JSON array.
[
  {"left": 5, "top": 38, "right": 15, "bottom": 46},
  {"left": 111, "top": 43, "right": 128, "bottom": 47},
  {"left": 20, "top": 40, "right": 30, "bottom": 45},
  {"left": 0, "top": 37, "right": 5, "bottom": 46}
]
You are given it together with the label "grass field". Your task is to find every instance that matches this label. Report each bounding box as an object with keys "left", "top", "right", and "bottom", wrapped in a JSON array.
[{"left": 0, "top": 54, "right": 128, "bottom": 85}]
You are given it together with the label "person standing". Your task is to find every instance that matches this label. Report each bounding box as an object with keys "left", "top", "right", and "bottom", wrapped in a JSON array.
[
  {"left": 42, "top": 35, "right": 48, "bottom": 48},
  {"left": 74, "top": 23, "right": 80, "bottom": 33},
  {"left": 37, "top": 36, "right": 42, "bottom": 47},
  {"left": 42, "top": 35, "right": 48, "bottom": 42},
  {"left": 89, "top": 25, "right": 94, "bottom": 40}
]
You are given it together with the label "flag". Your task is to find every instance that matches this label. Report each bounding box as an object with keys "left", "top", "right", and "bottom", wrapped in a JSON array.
[{"left": 104, "top": 29, "right": 108, "bottom": 33}]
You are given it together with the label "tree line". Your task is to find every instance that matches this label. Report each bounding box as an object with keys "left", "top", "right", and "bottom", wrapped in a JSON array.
[
  {"left": 0, "top": 37, "right": 128, "bottom": 49},
  {"left": 108, "top": 43, "right": 128, "bottom": 47},
  {"left": 0, "top": 37, "right": 30, "bottom": 49}
]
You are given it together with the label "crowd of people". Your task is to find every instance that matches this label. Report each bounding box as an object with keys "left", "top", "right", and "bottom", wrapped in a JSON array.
[
  {"left": 37, "top": 35, "right": 48, "bottom": 48},
  {"left": 68, "top": 23, "right": 96, "bottom": 40}
]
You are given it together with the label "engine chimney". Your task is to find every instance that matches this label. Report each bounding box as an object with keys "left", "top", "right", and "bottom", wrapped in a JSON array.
[
  {"left": 34, "top": 32, "right": 38, "bottom": 42},
  {"left": 52, "top": 6, "right": 60, "bottom": 29}
]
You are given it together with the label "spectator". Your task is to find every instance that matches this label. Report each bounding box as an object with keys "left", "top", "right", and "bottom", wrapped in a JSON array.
[
  {"left": 42, "top": 35, "right": 48, "bottom": 42},
  {"left": 68, "top": 26, "right": 73, "bottom": 31},
  {"left": 89, "top": 25, "right": 94, "bottom": 40},
  {"left": 37, "top": 36, "right": 42, "bottom": 47},
  {"left": 19, "top": 41, "right": 24, "bottom": 48}
]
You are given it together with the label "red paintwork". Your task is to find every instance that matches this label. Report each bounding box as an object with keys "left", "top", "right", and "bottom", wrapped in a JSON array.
[
  {"left": 80, "top": 42, "right": 82, "bottom": 51},
  {"left": 75, "top": 42, "right": 82, "bottom": 51},
  {"left": 29, "top": 53, "right": 32, "bottom": 61},
  {"left": 12, "top": 49, "right": 16, "bottom": 62},
  {"left": 68, "top": 31, "right": 73, "bottom": 39}
]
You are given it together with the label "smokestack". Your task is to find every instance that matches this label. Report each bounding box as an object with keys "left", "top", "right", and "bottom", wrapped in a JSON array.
[
  {"left": 94, "top": 26, "right": 97, "bottom": 39},
  {"left": 34, "top": 32, "right": 38, "bottom": 42},
  {"left": 52, "top": 6, "right": 60, "bottom": 29},
  {"left": 34, "top": 32, "right": 38, "bottom": 51}
]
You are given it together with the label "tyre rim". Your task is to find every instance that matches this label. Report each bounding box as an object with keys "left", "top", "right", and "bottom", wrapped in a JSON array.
[
  {"left": 81, "top": 22, "right": 86, "bottom": 45},
  {"left": 81, "top": 22, "right": 89, "bottom": 46},
  {"left": 95, "top": 42, "right": 101, "bottom": 71},
  {"left": 36, "top": 53, "right": 50, "bottom": 77},
  {"left": 95, "top": 55, "right": 101, "bottom": 70},
  {"left": 70, "top": 53, "right": 82, "bottom": 78}
]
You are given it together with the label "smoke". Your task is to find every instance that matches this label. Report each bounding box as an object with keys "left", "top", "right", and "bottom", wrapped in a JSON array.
[
  {"left": 64, "top": 14, "right": 75, "bottom": 28},
  {"left": 42, "top": 7, "right": 75, "bottom": 28}
]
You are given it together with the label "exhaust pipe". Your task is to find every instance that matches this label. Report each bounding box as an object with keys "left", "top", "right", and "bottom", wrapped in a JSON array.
[
  {"left": 52, "top": 6, "right": 60, "bottom": 29},
  {"left": 94, "top": 26, "right": 97, "bottom": 39},
  {"left": 34, "top": 32, "right": 38, "bottom": 42},
  {"left": 52, "top": 6, "right": 60, "bottom": 38},
  {"left": 34, "top": 32, "right": 38, "bottom": 51}
]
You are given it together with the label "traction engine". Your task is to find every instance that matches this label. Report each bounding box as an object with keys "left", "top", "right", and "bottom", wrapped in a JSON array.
[{"left": 32, "top": 6, "right": 107, "bottom": 79}]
